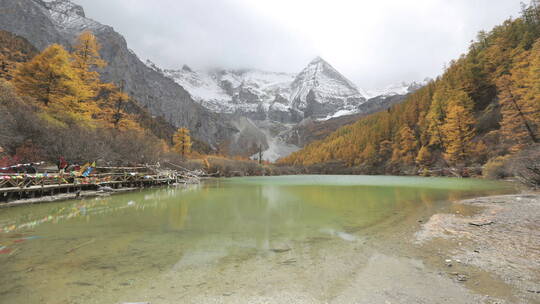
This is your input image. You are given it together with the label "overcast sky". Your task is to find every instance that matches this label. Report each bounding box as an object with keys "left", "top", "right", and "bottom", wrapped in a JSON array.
[{"left": 73, "top": 0, "right": 523, "bottom": 90}]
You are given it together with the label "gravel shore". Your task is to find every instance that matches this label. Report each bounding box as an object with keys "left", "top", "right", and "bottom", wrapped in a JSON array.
[{"left": 416, "top": 193, "right": 540, "bottom": 303}]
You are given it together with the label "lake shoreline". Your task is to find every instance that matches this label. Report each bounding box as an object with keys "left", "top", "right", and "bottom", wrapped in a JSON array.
[
  {"left": 0, "top": 177, "right": 211, "bottom": 208},
  {"left": 0, "top": 187, "right": 140, "bottom": 208},
  {"left": 0, "top": 175, "right": 522, "bottom": 209},
  {"left": 416, "top": 192, "right": 540, "bottom": 303}
]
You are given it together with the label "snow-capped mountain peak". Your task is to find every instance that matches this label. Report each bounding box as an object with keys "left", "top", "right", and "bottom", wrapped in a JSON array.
[
  {"left": 156, "top": 57, "right": 424, "bottom": 124},
  {"left": 308, "top": 56, "right": 325, "bottom": 65},
  {"left": 365, "top": 78, "right": 431, "bottom": 99},
  {"left": 155, "top": 57, "right": 376, "bottom": 121},
  {"left": 291, "top": 57, "right": 362, "bottom": 99},
  {"left": 289, "top": 57, "right": 367, "bottom": 118}
]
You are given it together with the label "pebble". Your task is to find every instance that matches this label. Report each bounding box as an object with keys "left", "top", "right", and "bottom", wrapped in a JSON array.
[
  {"left": 456, "top": 274, "right": 469, "bottom": 282},
  {"left": 270, "top": 248, "right": 291, "bottom": 253}
]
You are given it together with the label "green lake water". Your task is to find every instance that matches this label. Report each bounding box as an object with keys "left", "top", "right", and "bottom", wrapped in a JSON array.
[{"left": 0, "top": 175, "right": 516, "bottom": 303}]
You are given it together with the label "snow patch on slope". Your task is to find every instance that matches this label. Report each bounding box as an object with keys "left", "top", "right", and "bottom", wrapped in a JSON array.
[
  {"left": 164, "top": 67, "right": 231, "bottom": 110},
  {"left": 160, "top": 67, "right": 296, "bottom": 114},
  {"left": 44, "top": 0, "right": 106, "bottom": 31},
  {"left": 319, "top": 109, "right": 359, "bottom": 121},
  {"left": 365, "top": 79, "right": 431, "bottom": 99}
]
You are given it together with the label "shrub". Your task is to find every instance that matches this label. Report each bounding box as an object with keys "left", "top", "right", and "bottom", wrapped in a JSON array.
[{"left": 483, "top": 155, "right": 511, "bottom": 179}]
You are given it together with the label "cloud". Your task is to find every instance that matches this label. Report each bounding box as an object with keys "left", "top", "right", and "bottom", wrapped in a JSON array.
[{"left": 73, "top": 0, "right": 523, "bottom": 89}]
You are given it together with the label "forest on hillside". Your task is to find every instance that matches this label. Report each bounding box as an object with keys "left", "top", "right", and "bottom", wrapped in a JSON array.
[
  {"left": 279, "top": 2, "right": 540, "bottom": 185},
  {"left": 0, "top": 30, "right": 185, "bottom": 165},
  {"left": 0, "top": 30, "right": 280, "bottom": 176}
]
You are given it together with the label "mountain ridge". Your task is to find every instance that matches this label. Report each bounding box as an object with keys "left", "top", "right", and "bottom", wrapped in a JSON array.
[
  {"left": 0, "top": 0, "right": 236, "bottom": 148},
  {"left": 155, "top": 56, "right": 416, "bottom": 123}
]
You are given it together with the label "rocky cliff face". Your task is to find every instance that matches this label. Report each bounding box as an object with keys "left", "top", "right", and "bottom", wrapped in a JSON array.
[{"left": 0, "top": 0, "right": 236, "bottom": 147}]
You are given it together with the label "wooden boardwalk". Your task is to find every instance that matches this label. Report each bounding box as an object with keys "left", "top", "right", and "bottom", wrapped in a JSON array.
[{"left": 0, "top": 170, "right": 182, "bottom": 204}]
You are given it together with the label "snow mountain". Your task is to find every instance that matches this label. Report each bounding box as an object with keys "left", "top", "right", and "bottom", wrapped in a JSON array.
[
  {"left": 155, "top": 57, "right": 370, "bottom": 123},
  {"left": 150, "top": 62, "right": 299, "bottom": 122},
  {"left": 149, "top": 57, "right": 427, "bottom": 161},
  {"left": 290, "top": 57, "right": 368, "bottom": 119}
]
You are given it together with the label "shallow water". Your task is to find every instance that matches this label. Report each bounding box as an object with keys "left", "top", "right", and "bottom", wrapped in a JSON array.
[{"left": 0, "top": 175, "right": 516, "bottom": 303}]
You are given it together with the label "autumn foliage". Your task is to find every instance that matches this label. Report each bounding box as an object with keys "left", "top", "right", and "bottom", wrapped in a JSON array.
[
  {"left": 0, "top": 31, "right": 180, "bottom": 165},
  {"left": 173, "top": 127, "right": 192, "bottom": 159},
  {"left": 10, "top": 32, "right": 142, "bottom": 130},
  {"left": 280, "top": 2, "right": 540, "bottom": 175}
]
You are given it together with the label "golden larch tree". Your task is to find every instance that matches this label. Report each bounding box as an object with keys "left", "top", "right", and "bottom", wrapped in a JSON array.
[
  {"left": 0, "top": 53, "right": 13, "bottom": 80},
  {"left": 528, "top": 40, "right": 540, "bottom": 129},
  {"left": 426, "top": 85, "right": 449, "bottom": 147},
  {"left": 359, "top": 143, "right": 377, "bottom": 167},
  {"left": 497, "top": 39, "right": 540, "bottom": 152},
  {"left": 12, "top": 44, "right": 83, "bottom": 108},
  {"left": 72, "top": 31, "right": 107, "bottom": 100},
  {"left": 416, "top": 145, "right": 432, "bottom": 168},
  {"left": 378, "top": 139, "right": 393, "bottom": 161},
  {"left": 391, "top": 125, "right": 418, "bottom": 165},
  {"left": 173, "top": 127, "right": 192, "bottom": 159},
  {"left": 105, "top": 84, "right": 130, "bottom": 129},
  {"left": 441, "top": 91, "right": 476, "bottom": 164}
]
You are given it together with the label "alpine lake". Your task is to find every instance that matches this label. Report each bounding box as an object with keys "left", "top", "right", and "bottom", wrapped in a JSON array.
[{"left": 0, "top": 175, "right": 518, "bottom": 304}]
